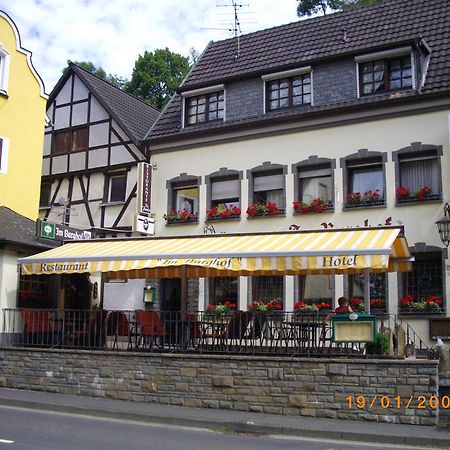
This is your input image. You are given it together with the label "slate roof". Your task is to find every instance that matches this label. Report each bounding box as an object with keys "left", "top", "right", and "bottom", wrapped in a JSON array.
[
  {"left": 49, "top": 64, "right": 160, "bottom": 144},
  {"left": 147, "top": 0, "right": 450, "bottom": 142},
  {"left": 0, "top": 206, "right": 52, "bottom": 249}
]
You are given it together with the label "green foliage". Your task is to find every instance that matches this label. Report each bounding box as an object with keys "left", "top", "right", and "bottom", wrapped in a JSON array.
[
  {"left": 365, "top": 331, "right": 390, "bottom": 355},
  {"left": 296, "top": 0, "right": 383, "bottom": 17},
  {"left": 124, "top": 48, "right": 190, "bottom": 110},
  {"left": 64, "top": 60, "right": 127, "bottom": 89}
]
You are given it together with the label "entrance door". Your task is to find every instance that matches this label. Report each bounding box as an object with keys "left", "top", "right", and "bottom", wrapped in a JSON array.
[
  {"left": 160, "top": 278, "right": 181, "bottom": 312},
  {"left": 64, "top": 274, "right": 91, "bottom": 310}
]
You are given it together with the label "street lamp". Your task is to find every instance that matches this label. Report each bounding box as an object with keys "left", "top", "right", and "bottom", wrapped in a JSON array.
[{"left": 436, "top": 203, "right": 450, "bottom": 247}]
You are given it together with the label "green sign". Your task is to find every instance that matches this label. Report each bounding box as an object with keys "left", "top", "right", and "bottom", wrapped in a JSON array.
[{"left": 40, "top": 221, "right": 55, "bottom": 239}]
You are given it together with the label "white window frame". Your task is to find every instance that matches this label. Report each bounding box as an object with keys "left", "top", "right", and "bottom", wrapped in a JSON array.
[
  {"left": 262, "top": 66, "right": 313, "bottom": 113},
  {"left": 0, "top": 136, "right": 9, "bottom": 174},
  {"left": 0, "top": 45, "right": 10, "bottom": 95},
  {"left": 355, "top": 47, "right": 415, "bottom": 98},
  {"left": 181, "top": 84, "right": 225, "bottom": 128}
]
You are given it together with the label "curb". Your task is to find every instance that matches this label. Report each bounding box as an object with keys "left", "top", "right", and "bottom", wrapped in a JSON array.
[{"left": 1, "top": 396, "right": 450, "bottom": 448}]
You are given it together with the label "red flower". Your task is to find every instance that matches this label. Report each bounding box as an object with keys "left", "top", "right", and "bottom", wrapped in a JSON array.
[
  {"left": 396, "top": 186, "right": 410, "bottom": 199},
  {"left": 400, "top": 295, "right": 415, "bottom": 307}
]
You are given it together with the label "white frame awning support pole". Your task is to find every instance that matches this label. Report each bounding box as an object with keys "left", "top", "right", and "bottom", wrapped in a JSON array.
[{"left": 364, "top": 268, "right": 371, "bottom": 314}]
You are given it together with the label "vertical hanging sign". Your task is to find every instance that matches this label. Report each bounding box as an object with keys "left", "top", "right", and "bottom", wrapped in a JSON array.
[{"left": 137, "top": 162, "right": 152, "bottom": 215}]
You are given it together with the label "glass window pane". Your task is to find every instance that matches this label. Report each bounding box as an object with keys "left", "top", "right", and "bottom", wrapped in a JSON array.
[
  {"left": 363, "top": 84, "right": 373, "bottom": 95},
  {"left": 350, "top": 166, "right": 383, "bottom": 195},
  {"left": 270, "top": 90, "right": 279, "bottom": 100},
  {"left": 303, "top": 94, "right": 311, "bottom": 104},
  {"left": 400, "top": 158, "right": 439, "bottom": 193},
  {"left": 175, "top": 186, "right": 199, "bottom": 213},
  {"left": 253, "top": 276, "right": 284, "bottom": 305},
  {"left": 197, "top": 113, "right": 205, "bottom": 122},
  {"left": 280, "top": 80, "right": 289, "bottom": 89},
  {"left": 280, "top": 97, "right": 289, "bottom": 107},
  {"left": 209, "top": 277, "right": 238, "bottom": 306},
  {"left": 110, "top": 175, "right": 126, "bottom": 202},
  {"left": 301, "top": 176, "right": 332, "bottom": 203},
  {"left": 299, "top": 274, "right": 333, "bottom": 303}
]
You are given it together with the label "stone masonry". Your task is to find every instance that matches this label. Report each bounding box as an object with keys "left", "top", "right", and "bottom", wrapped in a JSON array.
[{"left": 0, "top": 348, "right": 440, "bottom": 425}]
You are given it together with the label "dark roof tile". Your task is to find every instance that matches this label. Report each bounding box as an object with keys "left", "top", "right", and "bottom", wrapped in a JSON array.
[{"left": 148, "top": 0, "right": 450, "bottom": 141}]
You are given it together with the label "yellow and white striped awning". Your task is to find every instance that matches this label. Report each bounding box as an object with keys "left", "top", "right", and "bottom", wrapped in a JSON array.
[{"left": 19, "top": 227, "right": 412, "bottom": 278}]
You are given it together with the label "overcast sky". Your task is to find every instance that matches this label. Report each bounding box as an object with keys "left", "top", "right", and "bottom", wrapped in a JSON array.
[{"left": 1, "top": 0, "right": 300, "bottom": 93}]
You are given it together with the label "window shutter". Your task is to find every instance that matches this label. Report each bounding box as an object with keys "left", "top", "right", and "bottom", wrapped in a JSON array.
[
  {"left": 211, "top": 179, "right": 239, "bottom": 200},
  {"left": 254, "top": 173, "right": 284, "bottom": 192}
]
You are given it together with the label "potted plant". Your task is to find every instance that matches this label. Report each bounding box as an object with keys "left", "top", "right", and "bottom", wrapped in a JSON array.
[
  {"left": 206, "top": 301, "right": 237, "bottom": 318},
  {"left": 399, "top": 294, "right": 442, "bottom": 312},
  {"left": 396, "top": 186, "right": 434, "bottom": 203},
  {"left": 293, "top": 198, "right": 331, "bottom": 214},
  {"left": 206, "top": 205, "right": 241, "bottom": 220},
  {"left": 414, "top": 186, "right": 433, "bottom": 201},
  {"left": 396, "top": 186, "right": 410, "bottom": 201},
  {"left": 246, "top": 201, "right": 280, "bottom": 217},
  {"left": 370, "top": 298, "right": 385, "bottom": 310},
  {"left": 350, "top": 297, "right": 364, "bottom": 311},
  {"left": 346, "top": 189, "right": 382, "bottom": 207},
  {"left": 316, "top": 302, "right": 332, "bottom": 312},
  {"left": 163, "top": 209, "right": 198, "bottom": 224},
  {"left": 294, "top": 301, "right": 319, "bottom": 313}
]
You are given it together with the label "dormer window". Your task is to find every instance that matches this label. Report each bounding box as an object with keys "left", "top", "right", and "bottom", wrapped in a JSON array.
[
  {"left": 356, "top": 48, "right": 414, "bottom": 97},
  {"left": 262, "top": 67, "right": 312, "bottom": 112},
  {"left": 182, "top": 85, "right": 225, "bottom": 126}
]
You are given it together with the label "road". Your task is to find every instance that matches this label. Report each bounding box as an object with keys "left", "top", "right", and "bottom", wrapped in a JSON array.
[{"left": 0, "top": 405, "right": 445, "bottom": 450}]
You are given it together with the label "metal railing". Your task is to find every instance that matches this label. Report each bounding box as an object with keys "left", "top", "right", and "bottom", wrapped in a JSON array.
[{"left": 0, "top": 308, "right": 425, "bottom": 357}]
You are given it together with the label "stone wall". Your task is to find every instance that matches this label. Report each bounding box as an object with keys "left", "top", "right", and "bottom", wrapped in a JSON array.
[{"left": 0, "top": 348, "right": 440, "bottom": 425}]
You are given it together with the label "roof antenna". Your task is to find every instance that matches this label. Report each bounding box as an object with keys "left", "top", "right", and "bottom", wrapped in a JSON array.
[{"left": 216, "top": 1, "right": 249, "bottom": 59}]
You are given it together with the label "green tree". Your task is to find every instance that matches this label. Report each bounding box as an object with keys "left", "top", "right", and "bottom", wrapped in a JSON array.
[
  {"left": 63, "top": 60, "right": 128, "bottom": 89},
  {"left": 124, "top": 48, "right": 190, "bottom": 109},
  {"left": 296, "top": 0, "right": 382, "bottom": 17}
]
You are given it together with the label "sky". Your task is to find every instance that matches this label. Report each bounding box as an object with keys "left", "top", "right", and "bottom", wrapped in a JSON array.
[{"left": 1, "top": 0, "right": 300, "bottom": 93}]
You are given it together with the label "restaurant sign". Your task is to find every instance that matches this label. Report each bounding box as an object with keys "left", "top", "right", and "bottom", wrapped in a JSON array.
[
  {"left": 38, "top": 220, "right": 93, "bottom": 242},
  {"left": 137, "top": 162, "right": 152, "bottom": 215}
]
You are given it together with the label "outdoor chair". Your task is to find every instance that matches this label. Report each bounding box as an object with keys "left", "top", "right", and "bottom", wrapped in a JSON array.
[
  {"left": 186, "top": 313, "right": 202, "bottom": 350},
  {"left": 106, "top": 311, "right": 130, "bottom": 349},
  {"left": 246, "top": 312, "right": 268, "bottom": 352},
  {"left": 135, "top": 310, "right": 165, "bottom": 350},
  {"left": 21, "top": 309, "right": 55, "bottom": 347},
  {"left": 200, "top": 311, "right": 251, "bottom": 352}
]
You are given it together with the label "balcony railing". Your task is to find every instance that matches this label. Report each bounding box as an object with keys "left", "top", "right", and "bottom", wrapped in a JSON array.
[{"left": 0, "top": 308, "right": 426, "bottom": 358}]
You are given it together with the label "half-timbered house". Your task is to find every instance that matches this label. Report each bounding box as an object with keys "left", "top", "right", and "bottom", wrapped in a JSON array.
[{"left": 40, "top": 63, "right": 159, "bottom": 309}]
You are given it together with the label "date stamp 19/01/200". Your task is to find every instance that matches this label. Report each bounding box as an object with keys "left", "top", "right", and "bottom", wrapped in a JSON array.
[{"left": 346, "top": 395, "right": 449, "bottom": 410}]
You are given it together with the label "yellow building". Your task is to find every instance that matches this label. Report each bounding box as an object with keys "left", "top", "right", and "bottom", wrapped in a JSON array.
[{"left": 0, "top": 10, "right": 47, "bottom": 220}]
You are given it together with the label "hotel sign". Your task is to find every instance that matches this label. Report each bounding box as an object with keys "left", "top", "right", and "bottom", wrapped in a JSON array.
[
  {"left": 137, "top": 162, "right": 152, "bottom": 215},
  {"left": 38, "top": 220, "right": 93, "bottom": 242}
]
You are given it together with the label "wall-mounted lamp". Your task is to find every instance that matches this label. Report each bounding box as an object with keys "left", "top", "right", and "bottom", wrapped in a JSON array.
[{"left": 436, "top": 203, "right": 450, "bottom": 247}]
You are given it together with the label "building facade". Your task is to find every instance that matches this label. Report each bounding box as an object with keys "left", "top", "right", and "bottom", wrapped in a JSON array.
[
  {"left": 39, "top": 64, "right": 160, "bottom": 309},
  {"left": 0, "top": 11, "right": 47, "bottom": 220},
  {"left": 144, "top": 0, "right": 450, "bottom": 343},
  {"left": 0, "top": 11, "right": 50, "bottom": 327}
]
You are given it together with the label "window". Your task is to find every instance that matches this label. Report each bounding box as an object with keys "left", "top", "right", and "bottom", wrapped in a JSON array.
[
  {"left": 166, "top": 174, "right": 201, "bottom": 223},
  {"left": 39, "top": 182, "right": 52, "bottom": 208},
  {"left": 209, "top": 277, "right": 238, "bottom": 307},
  {"left": 206, "top": 169, "right": 242, "bottom": 219},
  {"left": 252, "top": 276, "right": 284, "bottom": 306},
  {"left": 248, "top": 163, "right": 286, "bottom": 214},
  {"left": 394, "top": 143, "right": 443, "bottom": 203},
  {"left": 347, "top": 273, "right": 387, "bottom": 312},
  {"left": 0, "top": 45, "right": 10, "bottom": 95},
  {"left": 266, "top": 74, "right": 311, "bottom": 111},
  {"left": 185, "top": 91, "right": 224, "bottom": 125},
  {"left": 358, "top": 52, "right": 413, "bottom": 96},
  {"left": 298, "top": 275, "right": 333, "bottom": 306},
  {"left": 399, "top": 247, "right": 444, "bottom": 313},
  {"left": 52, "top": 127, "right": 88, "bottom": 155},
  {"left": 107, "top": 173, "right": 127, "bottom": 203},
  {"left": 0, "top": 136, "right": 9, "bottom": 174},
  {"left": 342, "top": 150, "right": 386, "bottom": 208},
  {"left": 294, "top": 157, "right": 334, "bottom": 212}
]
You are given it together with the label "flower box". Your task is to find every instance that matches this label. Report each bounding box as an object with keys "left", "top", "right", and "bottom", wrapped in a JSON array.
[
  {"left": 247, "top": 202, "right": 283, "bottom": 218},
  {"left": 164, "top": 209, "right": 198, "bottom": 224},
  {"left": 396, "top": 186, "right": 441, "bottom": 204},
  {"left": 399, "top": 294, "right": 443, "bottom": 313},
  {"left": 248, "top": 299, "right": 283, "bottom": 313},
  {"left": 293, "top": 198, "right": 332, "bottom": 214},
  {"left": 206, "top": 205, "right": 241, "bottom": 221},
  {"left": 345, "top": 190, "right": 385, "bottom": 208}
]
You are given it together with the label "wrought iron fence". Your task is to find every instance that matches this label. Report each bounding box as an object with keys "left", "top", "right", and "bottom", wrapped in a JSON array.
[{"left": 0, "top": 308, "right": 413, "bottom": 357}]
